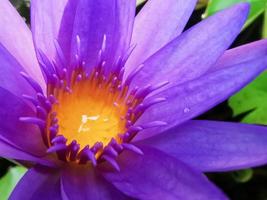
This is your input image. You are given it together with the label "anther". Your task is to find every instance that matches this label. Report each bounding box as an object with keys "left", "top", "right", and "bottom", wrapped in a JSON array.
[
  {"left": 19, "top": 117, "right": 46, "bottom": 128},
  {"left": 47, "top": 144, "right": 67, "bottom": 153},
  {"left": 141, "top": 121, "right": 167, "bottom": 129},
  {"left": 76, "top": 35, "right": 81, "bottom": 57},
  {"left": 51, "top": 135, "right": 67, "bottom": 144},
  {"left": 54, "top": 39, "right": 67, "bottom": 68},
  {"left": 20, "top": 72, "right": 43, "bottom": 94},
  {"left": 101, "top": 34, "right": 107, "bottom": 53},
  {"left": 104, "top": 146, "right": 118, "bottom": 158},
  {"left": 122, "top": 143, "right": 143, "bottom": 155},
  {"left": 22, "top": 94, "right": 39, "bottom": 106},
  {"left": 36, "top": 106, "right": 47, "bottom": 119},
  {"left": 69, "top": 141, "right": 80, "bottom": 161},
  {"left": 124, "top": 64, "right": 144, "bottom": 86},
  {"left": 102, "top": 155, "right": 120, "bottom": 171}
]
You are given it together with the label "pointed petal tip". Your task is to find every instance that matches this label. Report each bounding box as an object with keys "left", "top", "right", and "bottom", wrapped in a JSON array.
[
  {"left": 211, "top": 2, "right": 250, "bottom": 24},
  {"left": 232, "top": 2, "right": 250, "bottom": 17},
  {"left": 241, "top": 2, "right": 250, "bottom": 11}
]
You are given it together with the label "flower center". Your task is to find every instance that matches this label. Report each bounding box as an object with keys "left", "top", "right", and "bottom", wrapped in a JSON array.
[
  {"left": 19, "top": 37, "right": 167, "bottom": 168},
  {"left": 49, "top": 71, "right": 128, "bottom": 150}
]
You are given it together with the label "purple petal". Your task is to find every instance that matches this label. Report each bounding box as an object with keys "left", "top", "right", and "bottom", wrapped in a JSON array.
[
  {"left": 125, "top": 0, "right": 197, "bottom": 76},
  {"left": 0, "top": 88, "right": 47, "bottom": 156},
  {"left": 71, "top": 0, "right": 135, "bottom": 73},
  {"left": 0, "top": 138, "right": 54, "bottom": 167},
  {"left": 0, "top": 0, "right": 45, "bottom": 89},
  {"left": 10, "top": 166, "right": 61, "bottom": 200},
  {"left": 211, "top": 39, "right": 267, "bottom": 72},
  {"left": 100, "top": 147, "right": 227, "bottom": 200},
  {"left": 136, "top": 120, "right": 267, "bottom": 172},
  {"left": 134, "top": 51, "right": 267, "bottom": 138},
  {"left": 0, "top": 44, "right": 35, "bottom": 97},
  {"left": 61, "top": 165, "right": 129, "bottom": 200},
  {"left": 31, "top": 0, "right": 78, "bottom": 67},
  {"left": 129, "top": 3, "right": 249, "bottom": 89}
]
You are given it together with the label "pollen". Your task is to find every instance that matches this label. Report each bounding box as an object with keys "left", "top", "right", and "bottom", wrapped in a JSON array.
[
  {"left": 56, "top": 80, "right": 127, "bottom": 148},
  {"left": 47, "top": 69, "right": 130, "bottom": 152}
]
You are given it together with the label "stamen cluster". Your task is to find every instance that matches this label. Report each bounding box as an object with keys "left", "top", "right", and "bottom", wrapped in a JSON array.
[{"left": 20, "top": 35, "right": 167, "bottom": 169}]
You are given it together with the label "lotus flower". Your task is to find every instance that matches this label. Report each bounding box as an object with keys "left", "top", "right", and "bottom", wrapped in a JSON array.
[{"left": 1, "top": 0, "right": 267, "bottom": 199}]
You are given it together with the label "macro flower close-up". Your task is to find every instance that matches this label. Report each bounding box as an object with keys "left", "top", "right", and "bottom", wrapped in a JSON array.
[{"left": 1, "top": 0, "right": 267, "bottom": 199}]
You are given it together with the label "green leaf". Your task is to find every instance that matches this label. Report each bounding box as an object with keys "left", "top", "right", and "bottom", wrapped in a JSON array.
[
  {"left": 10, "top": 0, "right": 24, "bottom": 8},
  {"left": 10, "top": 0, "right": 29, "bottom": 8},
  {"left": 231, "top": 169, "right": 254, "bottom": 183},
  {"left": 262, "top": 4, "right": 267, "bottom": 38},
  {"left": 196, "top": 0, "right": 209, "bottom": 10},
  {"left": 0, "top": 166, "right": 27, "bottom": 200},
  {"left": 203, "top": 0, "right": 267, "bottom": 29},
  {"left": 229, "top": 71, "right": 267, "bottom": 125}
]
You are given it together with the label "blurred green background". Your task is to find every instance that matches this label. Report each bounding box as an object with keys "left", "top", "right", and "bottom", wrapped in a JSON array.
[{"left": 0, "top": 0, "right": 267, "bottom": 199}]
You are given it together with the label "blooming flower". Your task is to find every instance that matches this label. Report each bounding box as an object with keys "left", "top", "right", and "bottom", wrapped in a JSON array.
[{"left": 1, "top": 0, "right": 267, "bottom": 199}]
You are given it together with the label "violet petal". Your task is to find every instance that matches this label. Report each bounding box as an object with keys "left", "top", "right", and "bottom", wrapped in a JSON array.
[
  {"left": 10, "top": 166, "right": 61, "bottom": 200},
  {"left": 125, "top": 0, "right": 197, "bottom": 76},
  {"left": 0, "top": 0, "right": 44, "bottom": 89},
  {"left": 135, "top": 53, "right": 267, "bottom": 138},
  {"left": 61, "top": 165, "right": 129, "bottom": 200},
  {"left": 136, "top": 120, "right": 267, "bottom": 172},
  {"left": 101, "top": 146, "right": 227, "bottom": 200},
  {"left": 129, "top": 3, "right": 249, "bottom": 90}
]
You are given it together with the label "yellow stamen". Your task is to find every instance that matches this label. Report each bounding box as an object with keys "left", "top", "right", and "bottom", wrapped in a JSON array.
[{"left": 48, "top": 72, "right": 128, "bottom": 150}]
